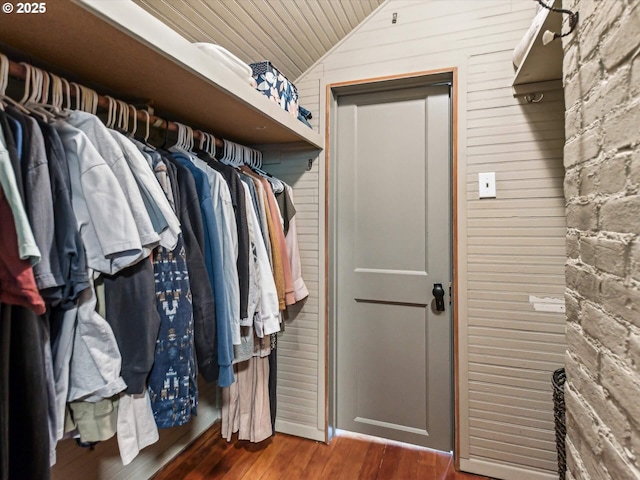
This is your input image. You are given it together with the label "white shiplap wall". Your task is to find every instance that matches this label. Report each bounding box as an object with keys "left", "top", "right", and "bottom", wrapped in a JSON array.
[
  {"left": 285, "top": 1, "right": 567, "bottom": 478},
  {"left": 262, "top": 147, "right": 324, "bottom": 441}
]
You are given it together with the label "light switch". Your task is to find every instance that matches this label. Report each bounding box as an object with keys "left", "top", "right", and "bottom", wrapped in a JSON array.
[{"left": 478, "top": 172, "right": 496, "bottom": 198}]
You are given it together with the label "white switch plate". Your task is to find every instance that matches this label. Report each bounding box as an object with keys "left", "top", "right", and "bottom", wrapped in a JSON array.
[{"left": 478, "top": 172, "right": 496, "bottom": 198}]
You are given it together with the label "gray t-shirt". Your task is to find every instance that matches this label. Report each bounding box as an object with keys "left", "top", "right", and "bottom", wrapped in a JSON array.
[{"left": 67, "top": 112, "right": 159, "bottom": 255}]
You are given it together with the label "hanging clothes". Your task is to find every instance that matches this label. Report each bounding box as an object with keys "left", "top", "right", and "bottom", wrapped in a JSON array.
[
  {"left": 172, "top": 153, "right": 237, "bottom": 388},
  {"left": 0, "top": 56, "right": 313, "bottom": 475},
  {"left": 147, "top": 156, "right": 198, "bottom": 429},
  {"left": 166, "top": 158, "right": 219, "bottom": 384}
]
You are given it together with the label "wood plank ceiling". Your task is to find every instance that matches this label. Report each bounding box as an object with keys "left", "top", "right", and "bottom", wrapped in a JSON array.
[{"left": 132, "top": 0, "right": 385, "bottom": 81}]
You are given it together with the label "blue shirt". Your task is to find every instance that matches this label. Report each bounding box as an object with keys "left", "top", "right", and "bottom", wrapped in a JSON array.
[{"left": 172, "top": 153, "right": 236, "bottom": 387}]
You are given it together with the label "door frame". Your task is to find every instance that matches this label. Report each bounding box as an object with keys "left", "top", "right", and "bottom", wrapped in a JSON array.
[{"left": 324, "top": 67, "right": 460, "bottom": 461}]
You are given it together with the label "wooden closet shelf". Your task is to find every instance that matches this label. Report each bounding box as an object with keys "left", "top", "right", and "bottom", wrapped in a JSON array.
[{"left": 0, "top": 0, "right": 323, "bottom": 150}]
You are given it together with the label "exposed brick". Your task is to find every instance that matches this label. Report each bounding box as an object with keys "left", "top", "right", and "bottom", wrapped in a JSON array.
[
  {"left": 580, "top": 156, "right": 626, "bottom": 196},
  {"left": 601, "top": 355, "right": 640, "bottom": 426},
  {"left": 601, "top": 66, "right": 630, "bottom": 113},
  {"left": 603, "top": 103, "right": 640, "bottom": 151},
  {"left": 567, "top": 232, "right": 580, "bottom": 259},
  {"left": 601, "top": 7, "right": 640, "bottom": 71},
  {"left": 630, "top": 151, "right": 640, "bottom": 191},
  {"left": 573, "top": 374, "right": 631, "bottom": 457},
  {"left": 579, "top": 14, "right": 607, "bottom": 62},
  {"left": 576, "top": 0, "right": 596, "bottom": 23},
  {"left": 566, "top": 103, "right": 583, "bottom": 140},
  {"left": 566, "top": 264, "right": 601, "bottom": 302},
  {"left": 632, "top": 55, "right": 640, "bottom": 97},
  {"left": 597, "top": 154, "right": 628, "bottom": 195},
  {"left": 567, "top": 201, "right": 598, "bottom": 231},
  {"left": 594, "top": 0, "right": 625, "bottom": 32},
  {"left": 601, "top": 436, "right": 640, "bottom": 480},
  {"left": 579, "top": 235, "right": 597, "bottom": 266},
  {"left": 566, "top": 353, "right": 628, "bottom": 444},
  {"left": 565, "top": 167, "right": 580, "bottom": 199},
  {"left": 564, "top": 129, "right": 600, "bottom": 168},
  {"left": 631, "top": 241, "right": 640, "bottom": 283},
  {"left": 567, "top": 323, "right": 599, "bottom": 373},
  {"left": 566, "top": 387, "right": 603, "bottom": 454},
  {"left": 583, "top": 303, "right": 627, "bottom": 355},
  {"left": 628, "top": 332, "right": 640, "bottom": 371},
  {"left": 596, "top": 237, "right": 627, "bottom": 277},
  {"left": 578, "top": 437, "right": 611, "bottom": 480},
  {"left": 600, "top": 276, "right": 640, "bottom": 327},
  {"left": 566, "top": 438, "right": 585, "bottom": 480},
  {"left": 564, "top": 44, "right": 579, "bottom": 95},
  {"left": 600, "top": 196, "right": 640, "bottom": 235},
  {"left": 563, "top": 1, "right": 640, "bottom": 477},
  {"left": 582, "top": 89, "right": 604, "bottom": 128},
  {"left": 566, "top": 291, "right": 581, "bottom": 322},
  {"left": 630, "top": 428, "right": 640, "bottom": 470},
  {"left": 578, "top": 58, "right": 603, "bottom": 99},
  {"left": 579, "top": 163, "right": 597, "bottom": 196}
]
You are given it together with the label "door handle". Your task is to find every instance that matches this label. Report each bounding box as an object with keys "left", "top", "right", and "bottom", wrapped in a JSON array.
[{"left": 432, "top": 283, "right": 445, "bottom": 312}]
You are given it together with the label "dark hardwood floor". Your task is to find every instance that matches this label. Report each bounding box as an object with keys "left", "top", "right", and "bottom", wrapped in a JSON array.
[{"left": 152, "top": 424, "right": 494, "bottom": 479}]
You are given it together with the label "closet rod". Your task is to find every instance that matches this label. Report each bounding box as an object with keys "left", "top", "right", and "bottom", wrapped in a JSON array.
[{"left": 7, "top": 58, "right": 225, "bottom": 149}]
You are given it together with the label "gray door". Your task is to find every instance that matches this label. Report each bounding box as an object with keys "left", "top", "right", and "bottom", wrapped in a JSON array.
[{"left": 335, "top": 84, "right": 452, "bottom": 451}]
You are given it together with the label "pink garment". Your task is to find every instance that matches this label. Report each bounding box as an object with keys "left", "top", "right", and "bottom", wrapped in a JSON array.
[
  {"left": 221, "top": 356, "right": 272, "bottom": 443},
  {"left": 284, "top": 185, "right": 308, "bottom": 302},
  {"left": 259, "top": 177, "right": 295, "bottom": 306}
]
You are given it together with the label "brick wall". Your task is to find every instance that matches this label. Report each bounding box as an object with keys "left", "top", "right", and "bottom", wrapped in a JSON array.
[{"left": 562, "top": 0, "right": 640, "bottom": 479}]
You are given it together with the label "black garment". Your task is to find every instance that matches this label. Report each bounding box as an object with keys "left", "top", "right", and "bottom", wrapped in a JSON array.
[
  {"left": 0, "top": 304, "right": 9, "bottom": 480},
  {"left": 168, "top": 158, "right": 219, "bottom": 383},
  {"left": 102, "top": 256, "right": 160, "bottom": 394},
  {"left": 4, "top": 305, "right": 51, "bottom": 480},
  {"left": 269, "top": 346, "right": 277, "bottom": 435},
  {"left": 204, "top": 157, "right": 250, "bottom": 322},
  {"left": 0, "top": 111, "right": 24, "bottom": 204},
  {"left": 275, "top": 187, "right": 296, "bottom": 236},
  {"left": 38, "top": 121, "right": 89, "bottom": 308},
  {"left": 18, "top": 114, "right": 65, "bottom": 301}
]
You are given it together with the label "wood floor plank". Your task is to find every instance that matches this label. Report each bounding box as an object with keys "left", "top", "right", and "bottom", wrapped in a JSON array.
[
  {"left": 395, "top": 447, "right": 419, "bottom": 479},
  {"left": 319, "top": 437, "right": 358, "bottom": 478},
  {"left": 152, "top": 424, "right": 222, "bottom": 479},
  {"left": 378, "top": 444, "right": 405, "bottom": 480},
  {"left": 414, "top": 449, "right": 443, "bottom": 479},
  {"left": 279, "top": 437, "right": 319, "bottom": 477},
  {"left": 257, "top": 435, "right": 303, "bottom": 480},
  {"left": 181, "top": 439, "right": 234, "bottom": 480},
  {"left": 154, "top": 422, "right": 495, "bottom": 480},
  {"left": 357, "top": 442, "right": 386, "bottom": 480},
  {"left": 239, "top": 433, "right": 288, "bottom": 479},
  {"left": 300, "top": 435, "right": 340, "bottom": 478},
  {"left": 337, "top": 437, "right": 370, "bottom": 480}
]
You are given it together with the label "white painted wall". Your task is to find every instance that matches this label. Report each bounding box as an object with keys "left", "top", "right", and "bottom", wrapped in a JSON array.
[{"left": 281, "top": 1, "right": 567, "bottom": 478}]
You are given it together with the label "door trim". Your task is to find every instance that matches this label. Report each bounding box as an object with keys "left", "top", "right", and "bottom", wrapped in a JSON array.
[{"left": 324, "top": 67, "right": 460, "bottom": 462}]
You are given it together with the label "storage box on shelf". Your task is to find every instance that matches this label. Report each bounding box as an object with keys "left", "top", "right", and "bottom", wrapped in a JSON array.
[{"left": 250, "top": 61, "right": 299, "bottom": 118}]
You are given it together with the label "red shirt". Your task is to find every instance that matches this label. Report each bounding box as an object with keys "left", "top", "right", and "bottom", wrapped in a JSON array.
[{"left": 0, "top": 187, "right": 46, "bottom": 315}]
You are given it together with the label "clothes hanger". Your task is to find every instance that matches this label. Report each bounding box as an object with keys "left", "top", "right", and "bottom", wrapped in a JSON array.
[
  {"left": 18, "top": 63, "right": 54, "bottom": 122},
  {"left": 128, "top": 104, "right": 138, "bottom": 138},
  {"left": 0, "top": 55, "right": 32, "bottom": 115},
  {"left": 118, "top": 100, "right": 129, "bottom": 133},
  {"left": 138, "top": 108, "right": 157, "bottom": 151},
  {"left": 60, "top": 77, "right": 72, "bottom": 111},
  {"left": 104, "top": 96, "right": 115, "bottom": 128}
]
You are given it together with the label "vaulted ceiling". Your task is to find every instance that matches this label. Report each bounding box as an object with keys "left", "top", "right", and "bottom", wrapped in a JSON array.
[{"left": 132, "top": 0, "right": 385, "bottom": 81}]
